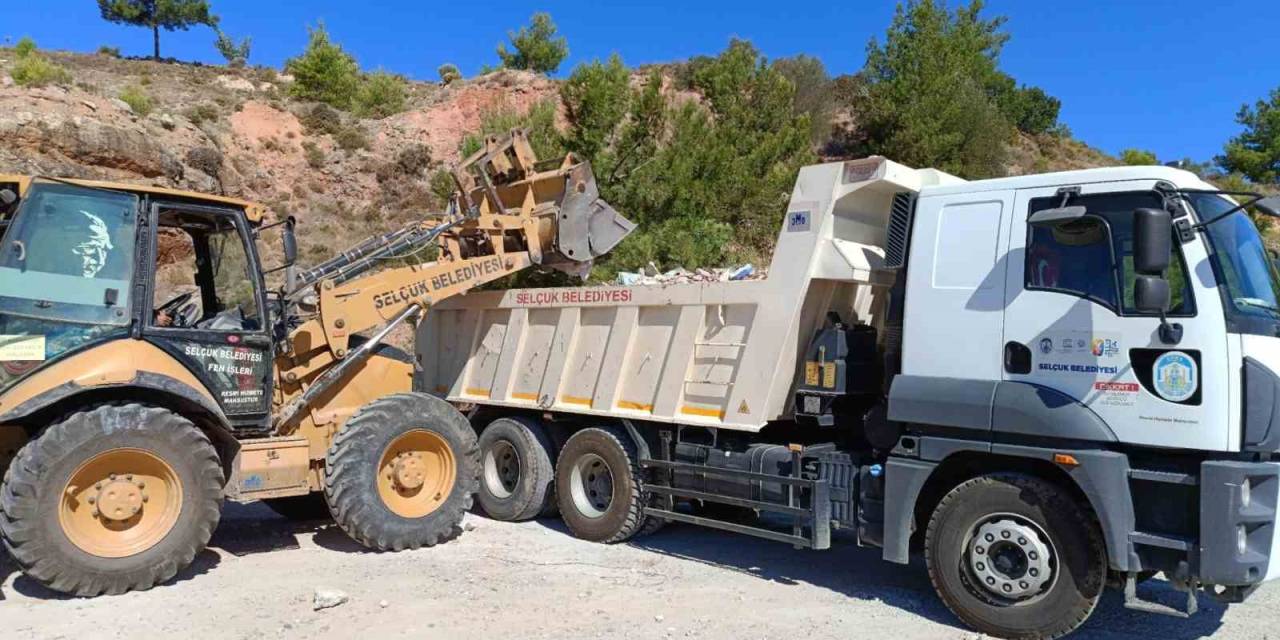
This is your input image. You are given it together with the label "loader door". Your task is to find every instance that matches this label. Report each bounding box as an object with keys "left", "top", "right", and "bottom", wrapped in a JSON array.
[
  {"left": 1001, "top": 182, "right": 1230, "bottom": 451},
  {"left": 142, "top": 202, "right": 272, "bottom": 427}
]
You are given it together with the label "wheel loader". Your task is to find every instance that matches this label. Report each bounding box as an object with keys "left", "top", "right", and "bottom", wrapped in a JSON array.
[{"left": 0, "top": 129, "right": 635, "bottom": 595}]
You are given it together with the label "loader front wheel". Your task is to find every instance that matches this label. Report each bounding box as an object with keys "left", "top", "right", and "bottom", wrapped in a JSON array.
[
  {"left": 0, "top": 404, "right": 223, "bottom": 596},
  {"left": 324, "top": 393, "right": 478, "bottom": 551}
]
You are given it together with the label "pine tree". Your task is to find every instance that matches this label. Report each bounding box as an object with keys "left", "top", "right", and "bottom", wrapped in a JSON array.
[{"left": 97, "top": 0, "right": 218, "bottom": 61}]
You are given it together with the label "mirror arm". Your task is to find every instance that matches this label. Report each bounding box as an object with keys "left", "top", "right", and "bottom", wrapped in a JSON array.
[{"left": 1158, "top": 309, "right": 1183, "bottom": 345}]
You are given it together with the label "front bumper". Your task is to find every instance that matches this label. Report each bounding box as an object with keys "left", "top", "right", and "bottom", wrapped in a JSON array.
[{"left": 1200, "top": 460, "right": 1279, "bottom": 587}]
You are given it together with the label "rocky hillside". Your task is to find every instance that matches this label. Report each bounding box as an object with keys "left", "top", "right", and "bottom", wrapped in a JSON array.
[{"left": 0, "top": 49, "right": 1116, "bottom": 266}]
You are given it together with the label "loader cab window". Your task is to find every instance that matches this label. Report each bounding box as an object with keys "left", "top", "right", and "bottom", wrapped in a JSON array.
[
  {"left": 1025, "top": 191, "right": 1193, "bottom": 316},
  {"left": 151, "top": 206, "right": 261, "bottom": 332}
]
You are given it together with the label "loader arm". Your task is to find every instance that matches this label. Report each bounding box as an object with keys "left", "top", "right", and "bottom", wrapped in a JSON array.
[{"left": 271, "top": 129, "right": 634, "bottom": 431}]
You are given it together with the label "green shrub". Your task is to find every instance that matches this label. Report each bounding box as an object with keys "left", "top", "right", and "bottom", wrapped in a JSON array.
[
  {"left": 214, "top": 29, "right": 252, "bottom": 68},
  {"left": 438, "top": 63, "right": 461, "bottom": 85},
  {"left": 10, "top": 37, "right": 72, "bottom": 88},
  {"left": 1120, "top": 148, "right": 1158, "bottom": 165},
  {"left": 285, "top": 23, "right": 360, "bottom": 109},
  {"left": 14, "top": 37, "right": 37, "bottom": 59},
  {"left": 184, "top": 103, "right": 220, "bottom": 126},
  {"left": 12, "top": 56, "right": 72, "bottom": 88},
  {"left": 333, "top": 125, "right": 369, "bottom": 151},
  {"left": 393, "top": 143, "right": 432, "bottom": 176},
  {"left": 353, "top": 70, "right": 408, "bottom": 118},
  {"left": 299, "top": 103, "right": 343, "bottom": 136},
  {"left": 119, "top": 85, "right": 154, "bottom": 116},
  {"left": 429, "top": 169, "right": 456, "bottom": 204},
  {"left": 496, "top": 12, "right": 568, "bottom": 74},
  {"left": 302, "top": 141, "right": 326, "bottom": 169},
  {"left": 459, "top": 100, "right": 562, "bottom": 160},
  {"left": 97, "top": 45, "right": 122, "bottom": 58}
]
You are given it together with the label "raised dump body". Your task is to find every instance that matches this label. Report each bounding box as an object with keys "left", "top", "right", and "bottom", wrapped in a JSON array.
[{"left": 417, "top": 158, "right": 962, "bottom": 430}]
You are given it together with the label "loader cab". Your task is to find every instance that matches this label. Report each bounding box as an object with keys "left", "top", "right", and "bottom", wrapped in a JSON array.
[{"left": 0, "top": 178, "right": 274, "bottom": 427}]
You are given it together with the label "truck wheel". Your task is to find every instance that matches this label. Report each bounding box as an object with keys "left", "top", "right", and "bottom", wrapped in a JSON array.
[
  {"left": 324, "top": 393, "right": 478, "bottom": 551},
  {"left": 925, "top": 473, "right": 1105, "bottom": 640},
  {"left": 476, "top": 416, "right": 557, "bottom": 521},
  {"left": 0, "top": 404, "right": 223, "bottom": 596},
  {"left": 555, "top": 426, "right": 657, "bottom": 543},
  {"left": 262, "top": 493, "right": 330, "bottom": 521}
]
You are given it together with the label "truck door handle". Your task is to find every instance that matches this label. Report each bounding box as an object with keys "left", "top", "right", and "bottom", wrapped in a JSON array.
[{"left": 1004, "top": 342, "right": 1031, "bottom": 375}]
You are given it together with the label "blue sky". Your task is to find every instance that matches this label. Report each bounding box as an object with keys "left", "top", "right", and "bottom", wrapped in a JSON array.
[{"left": 5, "top": 1, "right": 1277, "bottom": 165}]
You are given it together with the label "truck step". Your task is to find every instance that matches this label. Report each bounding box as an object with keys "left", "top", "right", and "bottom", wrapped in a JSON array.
[
  {"left": 1123, "top": 573, "right": 1198, "bottom": 618},
  {"left": 1128, "top": 531, "right": 1193, "bottom": 551},
  {"left": 1128, "top": 468, "right": 1198, "bottom": 485}
]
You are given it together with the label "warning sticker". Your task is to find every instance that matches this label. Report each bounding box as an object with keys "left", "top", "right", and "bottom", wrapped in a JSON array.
[
  {"left": 1093, "top": 381, "right": 1139, "bottom": 407},
  {"left": 0, "top": 335, "right": 46, "bottom": 361}
]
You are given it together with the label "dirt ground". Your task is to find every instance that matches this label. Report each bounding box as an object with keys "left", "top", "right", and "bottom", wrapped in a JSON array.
[{"left": 2, "top": 503, "right": 1277, "bottom": 639}]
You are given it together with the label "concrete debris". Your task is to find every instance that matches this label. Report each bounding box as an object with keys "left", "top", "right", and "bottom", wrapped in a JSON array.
[
  {"left": 615, "top": 263, "right": 760, "bottom": 286},
  {"left": 312, "top": 588, "right": 349, "bottom": 611}
]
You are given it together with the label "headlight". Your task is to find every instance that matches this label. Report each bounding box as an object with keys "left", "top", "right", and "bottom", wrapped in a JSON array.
[{"left": 1238, "top": 525, "right": 1249, "bottom": 555}]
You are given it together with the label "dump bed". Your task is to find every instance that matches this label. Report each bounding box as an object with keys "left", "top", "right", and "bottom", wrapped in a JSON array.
[{"left": 416, "top": 158, "right": 961, "bottom": 432}]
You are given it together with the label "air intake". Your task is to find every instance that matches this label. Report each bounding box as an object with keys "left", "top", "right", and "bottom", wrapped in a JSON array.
[{"left": 883, "top": 192, "right": 916, "bottom": 270}]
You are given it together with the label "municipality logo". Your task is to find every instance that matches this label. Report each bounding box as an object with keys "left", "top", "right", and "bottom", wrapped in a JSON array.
[{"left": 1153, "top": 351, "right": 1197, "bottom": 402}]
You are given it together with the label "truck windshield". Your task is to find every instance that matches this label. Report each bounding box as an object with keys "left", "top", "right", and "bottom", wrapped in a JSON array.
[
  {"left": 0, "top": 182, "right": 137, "bottom": 393},
  {"left": 1191, "top": 193, "right": 1280, "bottom": 335}
]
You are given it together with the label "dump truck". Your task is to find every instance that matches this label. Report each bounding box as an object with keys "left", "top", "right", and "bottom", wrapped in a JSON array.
[
  {"left": 0, "top": 130, "right": 634, "bottom": 596},
  {"left": 419, "top": 156, "right": 1280, "bottom": 639}
]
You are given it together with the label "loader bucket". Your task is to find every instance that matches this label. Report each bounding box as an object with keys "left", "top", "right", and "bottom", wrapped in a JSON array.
[{"left": 556, "top": 162, "right": 636, "bottom": 261}]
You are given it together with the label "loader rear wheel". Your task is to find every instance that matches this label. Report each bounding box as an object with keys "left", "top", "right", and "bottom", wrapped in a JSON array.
[
  {"left": 324, "top": 393, "right": 478, "bottom": 551},
  {"left": 0, "top": 404, "right": 223, "bottom": 596},
  {"left": 925, "top": 473, "right": 1105, "bottom": 640},
  {"left": 477, "top": 416, "right": 558, "bottom": 521},
  {"left": 555, "top": 426, "right": 661, "bottom": 543}
]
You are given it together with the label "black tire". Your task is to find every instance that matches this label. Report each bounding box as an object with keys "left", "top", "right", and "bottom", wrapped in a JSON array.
[
  {"left": 0, "top": 404, "right": 223, "bottom": 596},
  {"left": 261, "top": 493, "right": 331, "bottom": 521},
  {"left": 324, "top": 392, "right": 478, "bottom": 551},
  {"left": 476, "top": 416, "right": 558, "bottom": 521},
  {"left": 554, "top": 426, "right": 660, "bottom": 543},
  {"left": 925, "top": 473, "right": 1106, "bottom": 640}
]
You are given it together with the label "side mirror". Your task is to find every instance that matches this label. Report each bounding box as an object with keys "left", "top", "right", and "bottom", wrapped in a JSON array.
[
  {"left": 281, "top": 216, "right": 298, "bottom": 266},
  {"left": 1134, "top": 275, "right": 1170, "bottom": 314},
  {"left": 1133, "top": 207, "right": 1172, "bottom": 275},
  {"left": 1256, "top": 196, "right": 1280, "bottom": 218},
  {"left": 1028, "top": 205, "right": 1087, "bottom": 227}
]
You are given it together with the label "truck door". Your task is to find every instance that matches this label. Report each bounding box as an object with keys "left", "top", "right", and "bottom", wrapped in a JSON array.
[{"left": 1001, "top": 182, "right": 1231, "bottom": 451}]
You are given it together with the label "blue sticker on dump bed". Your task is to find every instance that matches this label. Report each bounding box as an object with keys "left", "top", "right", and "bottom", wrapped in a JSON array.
[{"left": 786, "top": 210, "right": 810, "bottom": 232}]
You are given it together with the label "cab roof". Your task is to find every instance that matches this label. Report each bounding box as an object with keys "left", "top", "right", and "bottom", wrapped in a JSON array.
[
  {"left": 0, "top": 174, "right": 267, "bottom": 224},
  {"left": 917, "top": 164, "right": 1211, "bottom": 197}
]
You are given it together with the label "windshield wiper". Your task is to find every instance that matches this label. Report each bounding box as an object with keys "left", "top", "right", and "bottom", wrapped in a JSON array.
[{"left": 1236, "top": 298, "right": 1280, "bottom": 316}]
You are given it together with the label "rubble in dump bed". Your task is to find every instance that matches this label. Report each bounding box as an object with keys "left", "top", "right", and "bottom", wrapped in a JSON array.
[{"left": 613, "top": 261, "right": 763, "bottom": 286}]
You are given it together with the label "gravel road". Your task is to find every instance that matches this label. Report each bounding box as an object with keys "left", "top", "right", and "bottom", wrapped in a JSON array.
[{"left": 2, "top": 502, "right": 1276, "bottom": 639}]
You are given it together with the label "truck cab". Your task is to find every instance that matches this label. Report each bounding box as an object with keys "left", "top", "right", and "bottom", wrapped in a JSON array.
[{"left": 889, "top": 163, "right": 1280, "bottom": 611}]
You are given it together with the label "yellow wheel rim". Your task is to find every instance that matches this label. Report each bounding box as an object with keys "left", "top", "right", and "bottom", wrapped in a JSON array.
[
  {"left": 376, "top": 430, "right": 456, "bottom": 518},
  {"left": 58, "top": 448, "right": 182, "bottom": 559}
]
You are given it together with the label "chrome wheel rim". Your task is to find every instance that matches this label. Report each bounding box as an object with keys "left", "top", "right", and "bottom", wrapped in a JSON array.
[
  {"left": 569, "top": 453, "right": 613, "bottom": 519},
  {"left": 482, "top": 439, "right": 521, "bottom": 499},
  {"left": 964, "top": 513, "right": 1057, "bottom": 604}
]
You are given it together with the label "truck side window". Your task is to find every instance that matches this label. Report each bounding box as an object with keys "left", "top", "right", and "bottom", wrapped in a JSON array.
[{"left": 1025, "top": 191, "right": 1193, "bottom": 316}]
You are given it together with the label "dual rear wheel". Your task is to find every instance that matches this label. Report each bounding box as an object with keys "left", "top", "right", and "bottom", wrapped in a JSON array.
[{"left": 475, "top": 418, "right": 663, "bottom": 543}]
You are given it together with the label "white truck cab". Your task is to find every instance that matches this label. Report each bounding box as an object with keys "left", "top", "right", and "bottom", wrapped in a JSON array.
[{"left": 419, "top": 157, "right": 1280, "bottom": 638}]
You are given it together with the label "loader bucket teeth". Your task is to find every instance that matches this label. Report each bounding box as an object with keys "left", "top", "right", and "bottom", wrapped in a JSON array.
[{"left": 557, "top": 162, "right": 637, "bottom": 261}]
